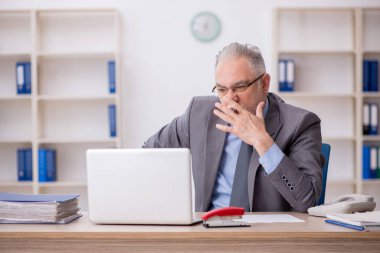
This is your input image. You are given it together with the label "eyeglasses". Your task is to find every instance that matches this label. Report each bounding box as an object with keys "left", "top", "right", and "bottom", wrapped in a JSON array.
[{"left": 212, "top": 73, "right": 265, "bottom": 95}]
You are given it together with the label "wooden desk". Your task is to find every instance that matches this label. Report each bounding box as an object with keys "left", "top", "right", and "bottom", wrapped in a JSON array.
[{"left": 1, "top": 213, "right": 379, "bottom": 253}]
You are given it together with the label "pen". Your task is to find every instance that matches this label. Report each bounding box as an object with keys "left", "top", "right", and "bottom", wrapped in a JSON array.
[{"left": 325, "top": 219, "right": 365, "bottom": 231}]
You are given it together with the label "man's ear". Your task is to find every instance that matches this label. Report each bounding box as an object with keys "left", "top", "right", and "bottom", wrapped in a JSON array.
[{"left": 262, "top": 73, "right": 271, "bottom": 93}]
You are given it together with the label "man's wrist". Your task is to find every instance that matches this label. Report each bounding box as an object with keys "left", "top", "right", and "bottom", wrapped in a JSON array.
[{"left": 253, "top": 133, "right": 274, "bottom": 156}]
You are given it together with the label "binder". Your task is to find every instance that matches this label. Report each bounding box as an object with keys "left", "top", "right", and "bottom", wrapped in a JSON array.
[
  {"left": 38, "top": 149, "right": 56, "bottom": 182},
  {"left": 24, "top": 62, "right": 31, "bottom": 94},
  {"left": 38, "top": 149, "right": 47, "bottom": 182},
  {"left": 370, "top": 146, "right": 377, "bottom": 179},
  {"left": 363, "top": 60, "right": 370, "bottom": 92},
  {"left": 362, "top": 145, "right": 370, "bottom": 179},
  {"left": 286, "top": 59, "right": 295, "bottom": 91},
  {"left": 278, "top": 60, "right": 287, "bottom": 91},
  {"left": 370, "top": 60, "right": 378, "bottom": 92},
  {"left": 16, "top": 62, "right": 25, "bottom": 94},
  {"left": 377, "top": 147, "right": 380, "bottom": 179},
  {"left": 109, "top": 104, "right": 116, "bottom": 137},
  {"left": 278, "top": 59, "right": 295, "bottom": 92},
  {"left": 25, "top": 148, "right": 33, "bottom": 181},
  {"left": 369, "top": 103, "right": 378, "bottom": 135},
  {"left": 15, "top": 62, "right": 31, "bottom": 94},
  {"left": 46, "top": 149, "right": 56, "bottom": 181},
  {"left": 108, "top": 60, "right": 116, "bottom": 93},
  {"left": 17, "top": 148, "right": 32, "bottom": 181},
  {"left": 17, "top": 149, "right": 26, "bottom": 181},
  {"left": 363, "top": 103, "right": 370, "bottom": 135}
]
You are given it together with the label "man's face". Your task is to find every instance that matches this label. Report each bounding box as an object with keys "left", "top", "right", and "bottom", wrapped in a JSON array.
[{"left": 214, "top": 56, "right": 270, "bottom": 115}]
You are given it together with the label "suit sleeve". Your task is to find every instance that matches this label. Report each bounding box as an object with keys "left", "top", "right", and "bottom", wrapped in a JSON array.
[
  {"left": 142, "top": 98, "right": 194, "bottom": 148},
  {"left": 267, "top": 112, "right": 323, "bottom": 212}
]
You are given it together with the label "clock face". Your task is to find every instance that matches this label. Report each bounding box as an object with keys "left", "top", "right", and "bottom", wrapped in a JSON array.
[{"left": 190, "top": 12, "right": 221, "bottom": 42}]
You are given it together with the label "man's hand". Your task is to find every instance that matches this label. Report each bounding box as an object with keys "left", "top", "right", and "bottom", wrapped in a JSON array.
[{"left": 213, "top": 96, "right": 274, "bottom": 156}]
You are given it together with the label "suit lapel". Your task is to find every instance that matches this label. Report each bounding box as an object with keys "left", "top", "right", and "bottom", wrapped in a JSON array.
[
  {"left": 202, "top": 112, "right": 226, "bottom": 211},
  {"left": 247, "top": 94, "right": 283, "bottom": 210}
]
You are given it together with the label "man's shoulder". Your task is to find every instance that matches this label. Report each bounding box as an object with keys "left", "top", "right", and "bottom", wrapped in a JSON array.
[
  {"left": 190, "top": 96, "right": 219, "bottom": 109},
  {"left": 192, "top": 95, "right": 219, "bottom": 103}
]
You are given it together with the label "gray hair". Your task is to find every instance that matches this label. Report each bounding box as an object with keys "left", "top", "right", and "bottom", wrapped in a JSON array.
[{"left": 215, "top": 42, "right": 266, "bottom": 74}]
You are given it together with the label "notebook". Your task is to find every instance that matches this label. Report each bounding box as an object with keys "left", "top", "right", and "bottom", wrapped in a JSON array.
[{"left": 86, "top": 148, "right": 201, "bottom": 225}]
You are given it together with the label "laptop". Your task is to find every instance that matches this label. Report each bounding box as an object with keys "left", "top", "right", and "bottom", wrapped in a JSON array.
[{"left": 86, "top": 148, "right": 201, "bottom": 225}]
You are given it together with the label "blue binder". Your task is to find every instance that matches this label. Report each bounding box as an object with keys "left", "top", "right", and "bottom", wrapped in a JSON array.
[
  {"left": 363, "top": 60, "right": 370, "bottom": 92},
  {"left": 25, "top": 148, "right": 33, "bottom": 181},
  {"left": 370, "top": 60, "right": 378, "bottom": 92},
  {"left": 109, "top": 104, "right": 116, "bottom": 137},
  {"left": 38, "top": 149, "right": 56, "bottom": 182},
  {"left": 363, "top": 103, "right": 370, "bottom": 135},
  {"left": 369, "top": 103, "right": 378, "bottom": 135},
  {"left": 17, "top": 148, "right": 32, "bottom": 181},
  {"left": 370, "top": 146, "right": 378, "bottom": 178},
  {"left": 377, "top": 147, "right": 380, "bottom": 179},
  {"left": 17, "top": 149, "right": 26, "bottom": 181},
  {"left": 0, "top": 192, "right": 79, "bottom": 203},
  {"left": 362, "top": 145, "right": 371, "bottom": 179},
  {"left": 108, "top": 60, "right": 116, "bottom": 93},
  {"left": 46, "top": 149, "right": 56, "bottom": 181},
  {"left": 15, "top": 62, "right": 31, "bottom": 94},
  {"left": 24, "top": 62, "right": 31, "bottom": 94},
  {"left": 278, "top": 59, "right": 287, "bottom": 91},
  {"left": 286, "top": 59, "right": 295, "bottom": 91},
  {"left": 16, "top": 62, "right": 25, "bottom": 94}
]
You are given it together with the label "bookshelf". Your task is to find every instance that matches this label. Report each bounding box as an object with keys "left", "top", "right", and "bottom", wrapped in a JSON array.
[
  {"left": 273, "top": 8, "right": 380, "bottom": 205},
  {"left": 0, "top": 9, "right": 121, "bottom": 210}
]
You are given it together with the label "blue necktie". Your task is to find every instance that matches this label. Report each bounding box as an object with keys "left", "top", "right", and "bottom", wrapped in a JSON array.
[{"left": 229, "top": 141, "right": 252, "bottom": 211}]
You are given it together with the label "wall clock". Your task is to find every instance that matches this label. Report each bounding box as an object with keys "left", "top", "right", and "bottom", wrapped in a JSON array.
[{"left": 190, "top": 12, "right": 221, "bottom": 42}]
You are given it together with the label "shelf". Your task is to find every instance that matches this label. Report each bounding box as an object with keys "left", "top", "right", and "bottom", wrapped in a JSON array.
[
  {"left": 38, "top": 181, "right": 87, "bottom": 187},
  {"left": 38, "top": 138, "right": 117, "bottom": 144},
  {"left": 0, "top": 181, "right": 33, "bottom": 187},
  {"left": 0, "top": 11, "right": 31, "bottom": 53},
  {"left": 362, "top": 92, "right": 380, "bottom": 98},
  {"left": 278, "top": 50, "right": 355, "bottom": 55},
  {"left": 278, "top": 92, "right": 355, "bottom": 98},
  {"left": 38, "top": 10, "right": 117, "bottom": 53},
  {"left": 362, "top": 136, "right": 380, "bottom": 141},
  {"left": 37, "top": 51, "right": 115, "bottom": 59},
  {"left": 0, "top": 52, "right": 31, "bottom": 59},
  {"left": 0, "top": 9, "right": 120, "bottom": 209},
  {"left": 277, "top": 9, "right": 354, "bottom": 52},
  {"left": 362, "top": 179, "right": 380, "bottom": 185},
  {"left": 0, "top": 139, "right": 32, "bottom": 144},
  {"left": 274, "top": 7, "right": 380, "bottom": 201},
  {"left": 363, "top": 50, "right": 380, "bottom": 54},
  {"left": 328, "top": 179, "right": 356, "bottom": 185},
  {"left": 0, "top": 96, "right": 32, "bottom": 101},
  {"left": 322, "top": 136, "right": 356, "bottom": 142},
  {"left": 38, "top": 95, "right": 117, "bottom": 101}
]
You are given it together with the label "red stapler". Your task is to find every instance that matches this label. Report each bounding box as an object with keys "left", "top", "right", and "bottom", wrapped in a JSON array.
[{"left": 202, "top": 207, "right": 250, "bottom": 228}]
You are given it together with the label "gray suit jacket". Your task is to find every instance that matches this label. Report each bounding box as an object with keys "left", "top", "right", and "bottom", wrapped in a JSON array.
[{"left": 143, "top": 93, "right": 323, "bottom": 212}]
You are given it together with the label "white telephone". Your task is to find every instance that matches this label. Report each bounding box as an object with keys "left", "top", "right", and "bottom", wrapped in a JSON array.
[{"left": 307, "top": 194, "right": 376, "bottom": 217}]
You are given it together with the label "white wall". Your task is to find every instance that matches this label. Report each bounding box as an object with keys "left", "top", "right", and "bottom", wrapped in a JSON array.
[{"left": 1, "top": 0, "right": 379, "bottom": 148}]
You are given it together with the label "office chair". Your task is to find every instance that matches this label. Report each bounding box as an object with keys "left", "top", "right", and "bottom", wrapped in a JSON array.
[{"left": 317, "top": 143, "right": 331, "bottom": 206}]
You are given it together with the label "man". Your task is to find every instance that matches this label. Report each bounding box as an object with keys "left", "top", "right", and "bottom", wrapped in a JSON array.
[{"left": 143, "top": 42, "right": 323, "bottom": 212}]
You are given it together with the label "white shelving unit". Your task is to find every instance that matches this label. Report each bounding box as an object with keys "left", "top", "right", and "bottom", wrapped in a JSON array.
[
  {"left": 273, "top": 8, "right": 380, "bottom": 206},
  {"left": 0, "top": 9, "right": 121, "bottom": 210}
]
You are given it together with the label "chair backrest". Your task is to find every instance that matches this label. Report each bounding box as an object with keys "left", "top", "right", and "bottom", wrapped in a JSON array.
[{"left": 317, "top": 143, "right": 331, "bottom": 205}]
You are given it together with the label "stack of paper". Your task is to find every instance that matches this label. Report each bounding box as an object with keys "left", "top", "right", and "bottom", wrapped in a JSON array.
[
  {"left": 0, "top": 192, "right": 82, "bottom": 224},
  {"left": 326, "top": 211, "right": 380, "bottom": 231}
]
